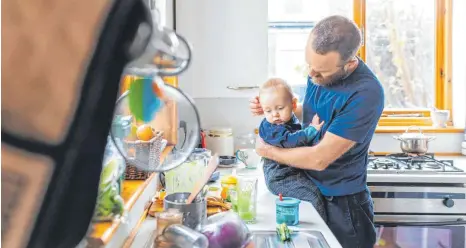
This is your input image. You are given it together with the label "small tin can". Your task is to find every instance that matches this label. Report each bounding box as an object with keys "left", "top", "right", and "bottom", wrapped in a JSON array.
[{"left": 275, "top": 197, "right": 301, "bottom": 226}]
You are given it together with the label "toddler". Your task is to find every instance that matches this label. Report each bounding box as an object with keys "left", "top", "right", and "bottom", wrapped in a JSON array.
[{"left": 258, "top": 78, "right": 327, "bottom": 222}]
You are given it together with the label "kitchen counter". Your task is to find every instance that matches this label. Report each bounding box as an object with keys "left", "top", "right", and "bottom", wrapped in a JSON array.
[
  {"left": 129, "top": 163, "right": 342, "bottom": 248},
  {"left": 125, "top": 155, "right": 466, "bottom": 247}
]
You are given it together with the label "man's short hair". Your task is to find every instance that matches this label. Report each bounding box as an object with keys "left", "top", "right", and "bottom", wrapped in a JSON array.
[
  {"left": 310, "top": 15, "right": 362, "bottom": 63},
  {"left": 260, "top": 78, "right": 294, "bottom": 100}
]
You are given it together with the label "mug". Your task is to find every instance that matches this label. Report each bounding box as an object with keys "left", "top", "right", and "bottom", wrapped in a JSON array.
[
  {"left": 235, "top": 149, "right": 261, "bottom": 169},
  {"left": 430, "top": 109, "right": 450, "bottom": 128}
]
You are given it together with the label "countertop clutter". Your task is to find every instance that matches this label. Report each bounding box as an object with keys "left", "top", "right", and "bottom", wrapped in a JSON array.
[
  {"left": 129, "top": 163, "right": 343, "bottom": 248},
  {"left": 89, "top": 154, "right": 466, "bottom": 248}
]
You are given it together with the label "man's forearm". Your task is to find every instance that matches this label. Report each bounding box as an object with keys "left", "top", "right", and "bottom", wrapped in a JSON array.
[
  {"left": 264, "top": 146, "right": 326, "bottom": 171},
  {"left": 263, "top": 132, "right": 356, "bottom": 171}
]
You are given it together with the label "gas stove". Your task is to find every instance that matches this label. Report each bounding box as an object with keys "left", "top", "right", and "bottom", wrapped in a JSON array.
[
  {"left": 367, "top": 153, "right": 466, "bottom": 184},
  {"left": 366, "top": 153, "right": 466, "bottom": 221}
]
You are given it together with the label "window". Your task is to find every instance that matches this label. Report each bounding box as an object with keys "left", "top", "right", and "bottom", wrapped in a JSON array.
[
  {"left": 268, "top": 0, "right": 353, "bottom": 101},
  {"left": 268, "top": 0, "right": 454, "bottom": 127}
]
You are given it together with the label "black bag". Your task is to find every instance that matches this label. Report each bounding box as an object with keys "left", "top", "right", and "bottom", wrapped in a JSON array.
[{"left": 1, "top": 0, "right": 153, "bottom": 247}]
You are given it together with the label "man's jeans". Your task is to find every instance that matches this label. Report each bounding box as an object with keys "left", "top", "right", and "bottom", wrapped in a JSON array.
[{"left": 324, "top": 188, "right": 376, "bottom": 248}]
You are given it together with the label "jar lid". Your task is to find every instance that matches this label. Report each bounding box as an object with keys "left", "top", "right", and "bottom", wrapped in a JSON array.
[
  {"left": 208, "top": 127, "right": 233, "bottom": 134},
  {"left": 221, "top": 175, "right": 237, "bottom": 184},
  {"left": 276, "top": 197, "right": 301, "bottom": 207}
]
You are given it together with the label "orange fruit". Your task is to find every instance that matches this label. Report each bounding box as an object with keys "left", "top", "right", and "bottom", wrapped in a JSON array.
[{"left": 136, "top": 124, "right": 154, "bottom": 141}]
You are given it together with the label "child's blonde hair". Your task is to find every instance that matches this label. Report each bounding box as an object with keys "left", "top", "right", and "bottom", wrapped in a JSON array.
[{"left": 259, "top": 78, "right": 294, "bottom": 100}]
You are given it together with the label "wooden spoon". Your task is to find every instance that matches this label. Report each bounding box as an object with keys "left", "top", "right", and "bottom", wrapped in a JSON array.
[{"left": 186, "top": 154, "right": 219, "bottom": 204}]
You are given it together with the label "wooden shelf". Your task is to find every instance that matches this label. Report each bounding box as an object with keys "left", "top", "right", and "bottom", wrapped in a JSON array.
[
  {"left": 375, "top": 126, "right": 464, "bottom": 133},
  {"left": 87, "top": 146, "right": 173, "bottom": 247}
]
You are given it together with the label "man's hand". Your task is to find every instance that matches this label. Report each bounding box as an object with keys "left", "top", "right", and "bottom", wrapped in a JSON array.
[
  {"left": 255, "top": 136, "right": 273, "bottom": 157},
  {"left": 249, "top": 96, "right": 263, "bottom": 116},
  {"left": 310, "top": 114, "right": 324, "bottom": 131}
]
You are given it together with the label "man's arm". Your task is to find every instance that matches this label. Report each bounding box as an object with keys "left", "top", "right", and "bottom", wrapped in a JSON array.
[
  {"left": 257, "top": 87, "right": 384, "bottom": 171},
  {"left": 260, "top": 132, "right": 355, "bottom": 171}
]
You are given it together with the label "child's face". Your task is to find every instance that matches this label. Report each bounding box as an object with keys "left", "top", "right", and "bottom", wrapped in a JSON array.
[{"left": 259, "top": 88, "right": 296, "bottom": 125}]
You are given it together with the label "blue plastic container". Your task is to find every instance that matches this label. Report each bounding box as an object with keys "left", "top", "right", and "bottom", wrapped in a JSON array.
[{"left": 275, "top": 197, "right": 301, "bottom": 226}]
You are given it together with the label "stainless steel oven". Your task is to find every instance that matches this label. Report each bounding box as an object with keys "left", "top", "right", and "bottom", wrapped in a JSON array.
[
  {"left": 367, "top": 154, "right": 466, "bottom": 247},
  {"left": 374, "top": 215, "right": 466, "bottom": 248}
]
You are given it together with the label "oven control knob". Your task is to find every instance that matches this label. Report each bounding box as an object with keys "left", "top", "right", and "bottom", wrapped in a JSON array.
[{"left": 443, "top": 197, "right": 455, "bottom": 208}]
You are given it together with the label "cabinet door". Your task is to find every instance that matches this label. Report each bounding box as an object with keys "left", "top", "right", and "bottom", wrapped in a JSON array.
[{"left": 176, "top": 0, "right": 268, "bottom": 98}]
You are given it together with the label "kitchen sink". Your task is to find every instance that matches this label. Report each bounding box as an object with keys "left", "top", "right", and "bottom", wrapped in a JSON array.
[{"left": 250, "top": 230, "right": 331, "bottom": 248}]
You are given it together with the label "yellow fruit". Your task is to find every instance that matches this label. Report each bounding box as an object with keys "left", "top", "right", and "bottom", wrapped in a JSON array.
[{"left": 136, "top": 124, "right": 154, "bottom": 141}]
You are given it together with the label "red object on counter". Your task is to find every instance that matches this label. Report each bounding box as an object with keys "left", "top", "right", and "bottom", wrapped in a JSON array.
[
  {"left": 279, "top": 193, "right": 283, "bottom": 201},
  {"left": 201, "top": 130, "right": 206, "bottom": 148}
]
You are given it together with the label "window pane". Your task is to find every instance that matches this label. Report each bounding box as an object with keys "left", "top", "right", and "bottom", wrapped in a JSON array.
[
  {"left": 268, "top": 0, "right": 353, "bottom": 89},
  {"left": 366, "top": 0, "right": 435, "bottom": 109}
]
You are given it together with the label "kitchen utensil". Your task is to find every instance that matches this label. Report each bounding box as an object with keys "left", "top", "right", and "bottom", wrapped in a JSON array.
[
  {"left": 393, "top": 126, "right": 436, "bottom": 154},
  {"left": 275, "top": 197, "right": 301, "bottom": 226},
  {"left": 187, "top": 155, "right": 219, "bottom": 204},
  {"left": 236, "top": 149, "right": 261, "bottom": 169},
  {"left": 236, "top": 175, "right": 258, "bottom": 223},
  {"left": 163, "top": 192, "right": 207, "bottom": 230},
  {"left": 205, "top": 127, "right": 234, "bottom": 156},
  {"left": 163, "top": 224, "right": 208, "bottom": 248},
  {"left": 126, "top": 9, "right": 192, "bottom": 77},
  {"left": 197, "top": 185, "right": 209, "bottom": 201},
  {"left": 111, "top": 76, "right": 201, "bottom": 172}
]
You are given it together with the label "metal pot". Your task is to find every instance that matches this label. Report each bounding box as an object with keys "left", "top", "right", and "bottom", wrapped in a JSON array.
[
  {"left": 164, "top": 192, "right": 207, "bottom": 230},
  {"left": 393, "top": 126, "right": 436, "bottom": 154}
]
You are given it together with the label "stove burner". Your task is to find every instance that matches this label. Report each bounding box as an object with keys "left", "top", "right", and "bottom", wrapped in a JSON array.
[
  {"left": 423, "top": 162, "right": 442, "bottom": 170},
  {"left": 368, "top": 153, "right": 463, "bottom": 173}
]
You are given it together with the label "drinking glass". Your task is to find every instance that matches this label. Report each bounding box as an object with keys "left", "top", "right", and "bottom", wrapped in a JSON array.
[{"left": 236, "top": 176, "right": 258, "bottom": 223}]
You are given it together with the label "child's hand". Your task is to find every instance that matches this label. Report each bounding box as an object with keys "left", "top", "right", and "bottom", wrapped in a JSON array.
[{"left": 310, "top": 114, "right": 324, "bottom": 131}]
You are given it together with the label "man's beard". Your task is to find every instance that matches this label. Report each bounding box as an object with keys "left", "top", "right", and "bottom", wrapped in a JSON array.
[{"left": 311, "top": 68, "right": 349, "bottom": 86}]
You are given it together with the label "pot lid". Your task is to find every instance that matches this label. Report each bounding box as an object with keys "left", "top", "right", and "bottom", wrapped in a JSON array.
[
  {"left": 276, "top": 197, "right": 301, "bottom": 207},
  {"left": 399, "top": 126, "right": 430, "bottom": 139}
]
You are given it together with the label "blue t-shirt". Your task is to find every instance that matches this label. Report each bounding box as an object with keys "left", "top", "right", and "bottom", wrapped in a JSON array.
[{"left": 302, "top": 59, "right": 384, "bottom": 196}]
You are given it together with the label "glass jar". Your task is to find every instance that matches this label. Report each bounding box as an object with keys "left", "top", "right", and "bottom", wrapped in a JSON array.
[
  {"left": 165, "top": 148, "right": 212, "bottom": 194},
  {"left": 235, "top": 133, "right": 256, "bottom": 151},
  {"left": 156, "top": 209, "right": 183, "bottom": 236},
  {"left": 205, "top": 127, "right": 234, "bottom": 156},
  {"left": 220, "top": 175, "right": 238, "bottom": 210}
]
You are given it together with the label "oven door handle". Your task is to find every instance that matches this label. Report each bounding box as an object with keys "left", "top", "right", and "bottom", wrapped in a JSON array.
[{"left": 375, "top": 220, "right": 466, "bottom": 227}]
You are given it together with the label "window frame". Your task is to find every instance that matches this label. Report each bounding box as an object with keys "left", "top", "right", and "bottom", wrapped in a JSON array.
[
  {"left": 267, "top": 0, "right": 455, "bottom": 129},
  {"left": 353, "top": 0, "right": 454, "bottom": 127}
]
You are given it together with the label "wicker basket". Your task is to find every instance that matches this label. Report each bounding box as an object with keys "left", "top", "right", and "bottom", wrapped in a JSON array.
[{"left": 124, "top": 131, "right": 164, "bottom": 180}]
